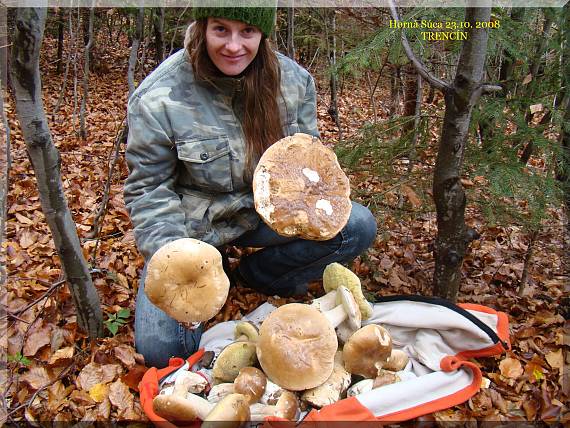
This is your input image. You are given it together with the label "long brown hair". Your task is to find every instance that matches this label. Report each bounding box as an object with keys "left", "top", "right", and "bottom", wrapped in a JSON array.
[{"left": 187, "top": 19, "right": 284, "bottom": 183}]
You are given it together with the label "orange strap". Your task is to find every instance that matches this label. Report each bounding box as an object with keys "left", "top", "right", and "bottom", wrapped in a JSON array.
[
  {"left": 139, "top": 349, "right": 206, "bottom": 428},
  {"left": 302, "top": 397, "right": 378, "bottom": 422}
]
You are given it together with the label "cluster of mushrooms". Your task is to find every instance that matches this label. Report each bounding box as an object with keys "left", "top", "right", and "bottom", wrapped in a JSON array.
[
  {"left": 150, "top": 263, "right": 410, "bottom": 425},
  {"left": 145, "top": 134, "right": 409, "bottom": 424}
]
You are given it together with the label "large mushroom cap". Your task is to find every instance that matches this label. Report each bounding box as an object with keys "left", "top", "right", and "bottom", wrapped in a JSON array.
[
  {"left": 253, "top": 133, "right": 352, "bottom": 240},
  {"left": 257, "top": 303, "right": 338, "bottom": 391},
  {"left": 343, "top": 324, "right": 393, "bottom": 378},
  {"left": 144, "top": 238, "right": 230, "bottom": 323}
]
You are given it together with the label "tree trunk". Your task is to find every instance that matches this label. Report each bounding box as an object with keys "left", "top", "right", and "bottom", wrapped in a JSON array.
[
  {"left": 286, "top": 6, "right": 295, "bottom": 60},
  {"left": 79, "top": 5, "right": 94, "bottom": 139},
  {"left": 11, "top": 8, "right": 103, "bottom": 338},
  {"left": 556, "top": 3, "right": 570, "bottom": 231},
  {"left": 326, "top": 9, "right": 342, "bottom": 142},
  {"left": 519, "top": 11, "right": 554, "bottom": 164},
  {"left": 153, "top": 7, "right": 164, "bottom": 65},
  {"left": 128, "top": 7, "right": 144, "bottom": 97},
  {"left": 499, "top": 8, "right": 525, "bottom": 90},
  {"left": 56, "top": 8, "right": 64, "bottom": 73},
  {"left": 432, "top": 7, "right": 492, "bottom": 301},
  {"left": 403, "top": 62, "right": 418, "bottom": 132},
  {"left": 390, "top": 65, "right": 402, "bottom": 116},
  {"left": 1, "top": 87, "right": 10, "bottom": 293}
]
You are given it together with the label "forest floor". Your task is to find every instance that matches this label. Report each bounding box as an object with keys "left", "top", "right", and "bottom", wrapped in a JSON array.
[{"left": 2, "top": 30, "right": 569, "bottom": 425}]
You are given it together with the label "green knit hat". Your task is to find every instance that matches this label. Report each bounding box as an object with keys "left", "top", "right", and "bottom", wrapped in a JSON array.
[{"left": 192, "top": 7, "right": 276, "bottom": 37}]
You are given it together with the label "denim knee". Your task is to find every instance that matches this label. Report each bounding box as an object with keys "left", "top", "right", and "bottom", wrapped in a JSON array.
[{"left": 342, "top": 202, "right": 377, "bottom": 258}]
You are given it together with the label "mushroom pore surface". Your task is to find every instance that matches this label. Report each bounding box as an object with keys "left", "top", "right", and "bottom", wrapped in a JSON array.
[{"left": 253, "top": 133, "right": 351, "bottom": 240}]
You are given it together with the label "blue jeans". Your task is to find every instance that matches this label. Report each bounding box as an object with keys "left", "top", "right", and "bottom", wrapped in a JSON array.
[{"left": 134, "top": 201, "right": 376, "bottom": 368}]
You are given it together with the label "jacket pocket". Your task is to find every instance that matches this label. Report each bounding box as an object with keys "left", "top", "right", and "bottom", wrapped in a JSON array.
[
  {"left": 176, "top": 136, "right": 233, "bottom": 192},
  {"left": 179, "top": 190, "right": 212, "bottom": 238}
]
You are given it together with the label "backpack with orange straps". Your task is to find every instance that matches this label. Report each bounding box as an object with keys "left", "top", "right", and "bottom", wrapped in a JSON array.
[{"left": 139, "top": 295, "right": 510, "bottom": 424}]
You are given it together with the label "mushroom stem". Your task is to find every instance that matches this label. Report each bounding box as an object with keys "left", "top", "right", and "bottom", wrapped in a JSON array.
[
  {"left": 249, "top": 391, "right": 299, "bottom": 421},
  {"left": 153, "top": 382, "right": 213, "bottom": 422},
  {"left": 322, "top": 304, "right": 348, "bottom": 328},
  {"left": 321, "top": 286, "right": 361, "bottom": 330},
  {"left": 310, "top": 290, "right": 338, "bottom": 312}
]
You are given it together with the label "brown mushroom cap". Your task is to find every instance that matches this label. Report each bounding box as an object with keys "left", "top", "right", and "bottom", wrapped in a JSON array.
[
  {"left": 343, "top": 324, "right": 393, "bottom": 378},
  {"left": 253, "top": 133, "right": 352, "bottom": 240},
  {"left": 144, "top": 238, "right": 230, "bottom": 323},
  {"left": 234, "top": 367, "right": 267, "bottom": 404},
  {"left": 257, "top": 303, "right": 338, "bottom": 391}
]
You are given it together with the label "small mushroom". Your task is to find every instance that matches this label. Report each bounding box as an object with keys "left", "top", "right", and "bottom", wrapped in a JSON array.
[
  {"left": 257, "top": 303, "right": 338, "bottom": 391},
  {"left": 301, "top": 352, "right": 351, "bottom": 408},
  {"left": 322, "top": 262, "right": 373, "bottom": 320},
  {"left": 383, "top": 349, "right": 410, "bottom": 372},
  {"left": 202, "top": 393, "right": 250, "bottom": 428},
  {"left": 343, "top": 324, "right": 392, "bottom": 378},
  {"left": 212, "top": 322, "right": 259, "bottom": 382},
  {"left": 234, "top": 367, "right": 266, "bottom": 404},
  {"left": 250, "top": 390, "right": 299, "bottom": 421},
  {"left": 153, "top": 372, "right": 213, "bottom": 422},
  {"left": 212, "top": 342, "right": 258, "bottom": 383},
  {"left": 145, "top": 238, "right": 230, "bottom": 323},
  {"left": 234, "top": 321, "right": 259, "bottom": 341}
]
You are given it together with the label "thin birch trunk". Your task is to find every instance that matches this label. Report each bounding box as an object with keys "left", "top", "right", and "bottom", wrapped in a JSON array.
[
  {"left": 11, "top": 8, "right": 103, "bottom": 338},
  {"left": 286, "top": 6, "right": 295, "bottom": 60},
  {"left": 153, "top": 7, "right": 165, "bottom": 65},
  {"left": 79, "top": 4, "right": 94, "bottom": 140},
  {"left": 128, "top": 7, "right": 144, "bottom": 97}
]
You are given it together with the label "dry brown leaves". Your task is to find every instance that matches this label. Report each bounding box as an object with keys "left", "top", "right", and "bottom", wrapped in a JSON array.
[{"left": 3, "top": 24, "right": 568, "bottom": 426}]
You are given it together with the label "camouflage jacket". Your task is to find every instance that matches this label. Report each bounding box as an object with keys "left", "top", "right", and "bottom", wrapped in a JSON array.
[{"left": 124, "top": 49, "right": 319, "bottom": 261}]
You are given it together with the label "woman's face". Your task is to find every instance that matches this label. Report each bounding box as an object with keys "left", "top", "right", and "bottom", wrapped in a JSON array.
[{"left": 205, "top": 17, "right": 263, "bottom": 76}]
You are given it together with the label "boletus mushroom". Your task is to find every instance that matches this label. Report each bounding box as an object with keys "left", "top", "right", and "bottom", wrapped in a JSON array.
[
  {"left": 212, "top": 322, "right": 259, "bottom": 383},
  {"left": 253, "top": 133, "right": 352, "bottom": 240},
  {"left": 256, "top": 303, "right": 338, "bottom": 391},
  {"left": 323, "top": 262, "right": 373, "bottom": 320},
  {"left": 343, "top": 324, "right": 393, "bottom": 378},
  {"left": 145, "top": 238, "right": 230, "bottom": 323}
]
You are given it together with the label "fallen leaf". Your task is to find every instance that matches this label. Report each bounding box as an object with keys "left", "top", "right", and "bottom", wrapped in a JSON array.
[
  {"left": 77, "top": 363, "right": 122, "bottom": 391},
  {"left": 48, "top": 346, "right": 74, "bottom": 366},
  {"left": 15, "top": 212, "right": 34, "bottom": 225},
  {"left": 499, "top": 357, "right": 523, "bottom": 379},
  {"left": 114, "top": 345, "right": 137, "bottom": 368},
  {"left": 89, "top": 383, "right": 109, "bottom": 403},
  {"left": 108, "top": 379, "right": 136, "bottom": 418},
  {"left": 20, "top": 366, "right": 53, "bottom": 390},
  {"left": 545, "top": 349, "right": 563, "bottom": 370},
  {"left": 401, "top": 184, "right": 422, "bottom": 208}
]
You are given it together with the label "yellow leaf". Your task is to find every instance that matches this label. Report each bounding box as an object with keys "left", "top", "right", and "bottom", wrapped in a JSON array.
[{"left": 89, "top": 383, "right": 109, "bottom": 403}]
